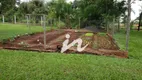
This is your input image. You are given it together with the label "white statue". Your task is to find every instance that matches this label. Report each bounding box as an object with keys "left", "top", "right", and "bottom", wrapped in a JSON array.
[{"left": 61, "top": 34, "right": 89, "bottom": 53}]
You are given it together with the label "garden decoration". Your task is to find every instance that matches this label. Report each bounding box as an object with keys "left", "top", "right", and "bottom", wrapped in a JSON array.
[{"left": 61, "top": 34, "right": 89, "bottom": 53}]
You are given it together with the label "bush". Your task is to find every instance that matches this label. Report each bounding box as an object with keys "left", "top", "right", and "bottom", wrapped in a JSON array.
[{"left": 57, "top": 21, "right": 66, "bottom": 28}]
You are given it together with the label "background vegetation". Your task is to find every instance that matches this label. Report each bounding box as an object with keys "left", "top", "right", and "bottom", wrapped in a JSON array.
[{"left": 0, "top": 0, "right": 127, "bottom": 29}]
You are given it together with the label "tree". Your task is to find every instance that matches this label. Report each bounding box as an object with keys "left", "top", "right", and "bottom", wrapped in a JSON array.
[
  {"left": 47, "top": 0, "right": 73, "bottom": 28},
  {"left": 0, "top": 0, "right": 16, "bottom": 14},
  {"left": 76, "top": 0, "right": 126, "bottom": 30},
  {"left": 138, "top": 12, "right": 142, "bottom": 31}
]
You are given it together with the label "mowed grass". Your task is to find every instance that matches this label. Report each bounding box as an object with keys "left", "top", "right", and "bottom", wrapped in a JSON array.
[
  {"left": 0, "top": 24, "right": 142, "bottom": 80},
  {"left": 114, "top": 30, "right": 142, "bottom": 59},
  {"left": 0, "top": 23, "right": 54, "bottom": 41}
]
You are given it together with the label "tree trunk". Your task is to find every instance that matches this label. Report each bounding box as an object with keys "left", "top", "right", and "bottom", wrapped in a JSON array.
[
  {"left": 126, "top": 0, "right": 131, "bottom": 51},
  {"left": 138, "top": 12, "right": 142, "bottom": 31},
  {"left": 124, "top": 16, "right": 127, "bottom": 32}
]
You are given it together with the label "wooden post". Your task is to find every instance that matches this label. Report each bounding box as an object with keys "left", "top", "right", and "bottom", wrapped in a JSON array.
[
  {"left": 26, "top": 15, "right": 29, "bottom": 27},
  {"left": 41, "top": 16, "right": 43, "bottom": 26},
  {"left": 112, "top": 17, "right": 115, "bottom": 37},
  {"left": 51, "top": 18, "right": 54, "bottom": 30},
  {"left": 107, "top": 21, "right": 109, "bottom": 33},
  {"left": 14, "top": 15, "right": 16, "bottom": 24},
  {"left": 117, "top": 17, "right": 120, "bottom": 32},
  {"left": 27, "top": 15, "right": 31, "bottom": 32},
  {"left": 58, "top": 16, "right": 60, "bottom": 28},
  {"left": 29, "top": 15, "right": 31, "bottom": 31},
  {"left": 43, "top": 15, "right": 46, "bottom": 49},
  {"left": 54, "top": 18, "right": 55, "bottom": 27},
  {"left": 2, "top": 15, "right": 4, "bottom": 23},
  {"left": 126, "top": 0, "right": 131, "bottom": 51}
]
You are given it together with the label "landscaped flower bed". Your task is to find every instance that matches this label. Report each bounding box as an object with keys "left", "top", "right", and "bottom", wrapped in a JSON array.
[{"left": 1, "top": 29, "right": 127, "bottom": 58}]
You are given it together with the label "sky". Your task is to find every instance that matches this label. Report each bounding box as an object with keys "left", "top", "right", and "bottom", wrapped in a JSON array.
[
  {"left": 131, "top": 0, "right": 142, "bottom": 20},
  {"left": 21, "top": 0, "right": 142, "bottom": 20}
]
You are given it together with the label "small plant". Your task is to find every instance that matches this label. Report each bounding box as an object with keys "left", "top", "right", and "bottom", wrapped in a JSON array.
[
  {"left": 1, "top": 39, "right": 9, "bottom": 44},
  {"left": 98, "top": 33, "right": 106, "bottom": 36},
  {"left": 85, "top": 33, "right": 94, "bottom": 37},
  {"left": 9, "top": 37, "right": 15, "bottom": 42},
  {"left": 18, "top": 41, "right": 29, "bottom": 48},
  {"left": 1, "top": 37, "right": 15, "bottom": 44},
  {"left": 25, "top": 33, "right": 28, "bottom": 35},
  {"left": 93, "top": 42, "right": 98, "bottom": 49},
  {"left": 29, "top": 33, "right": 35, "bottom": 36}
]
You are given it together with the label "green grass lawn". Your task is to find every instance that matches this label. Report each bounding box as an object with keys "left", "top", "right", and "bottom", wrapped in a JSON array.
[
  {"left": 0, "top": 23, "right": 56, "bottom": 41},
  {"left": 0, "top": 23, "right": 42, "bottom": 40},
  {"left": 0, "top": 23, "right": 142, "bottom": 80},
  {"left": 114, "top": 30, "right": 142, "bottom": 59}
]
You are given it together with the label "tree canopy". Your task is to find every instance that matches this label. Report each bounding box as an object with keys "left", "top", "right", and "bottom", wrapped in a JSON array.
[{"left": 0, "top": 0, "right": 127, "bottom": 28}]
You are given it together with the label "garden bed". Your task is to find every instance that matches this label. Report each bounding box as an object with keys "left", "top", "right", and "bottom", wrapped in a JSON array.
[{"left": 1, "top": 29, "right": 127, "bottom": 58}]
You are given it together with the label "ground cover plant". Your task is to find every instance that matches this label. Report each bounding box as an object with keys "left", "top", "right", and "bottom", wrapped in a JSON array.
[{"left": 0, "top": 23, "right": 142, "bottom": 80}]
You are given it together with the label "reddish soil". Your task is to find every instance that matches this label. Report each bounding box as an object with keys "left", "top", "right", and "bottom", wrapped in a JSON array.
[{"left": 1, "top": 29, "right": 128, "bottom": 58}]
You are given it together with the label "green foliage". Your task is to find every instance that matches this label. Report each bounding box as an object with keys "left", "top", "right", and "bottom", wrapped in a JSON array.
[
  {"left": 98, "top": 33, "right": 106, "bottom": 36},
  {"left": 0, "top": 0, "right": 15, "bottom": 14},
  {"left": 85, "top": 33, "right": 94, "bottom": 37},
  {"left": 1, "top": 39, "right": 9, "bottom": 44},
  {"left": 57, "top": 21, "right": 66, "bottom": 28},
  {"left": 0, "top": 0, "right": 126, "bottom": 29}
]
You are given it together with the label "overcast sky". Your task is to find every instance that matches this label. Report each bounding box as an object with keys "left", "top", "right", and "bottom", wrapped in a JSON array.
[
  {"left": 131, "top": 0, "right": 142, "bottom": 20},
  {"left": 21, "top": 0, "right": 142, "bottom": 20}
]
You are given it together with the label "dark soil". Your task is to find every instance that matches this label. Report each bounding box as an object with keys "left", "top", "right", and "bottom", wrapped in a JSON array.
[
  {"left": 0, "top": 42, "right": 2, "bottom": 49},
  {"left": 1, "top": 29, "right": 128, "bottom": 58}
]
